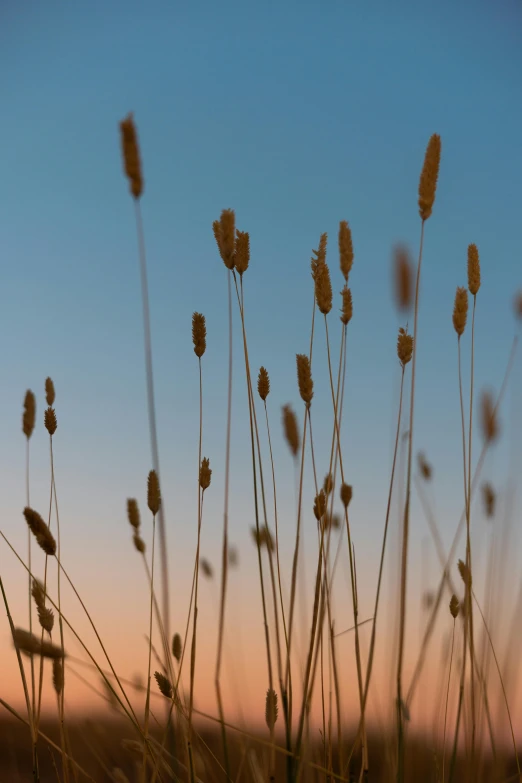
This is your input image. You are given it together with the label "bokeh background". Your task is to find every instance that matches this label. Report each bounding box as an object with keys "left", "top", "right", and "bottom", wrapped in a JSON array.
[{"left": 2, "top": 0, "right": 522, "bottom": 749}]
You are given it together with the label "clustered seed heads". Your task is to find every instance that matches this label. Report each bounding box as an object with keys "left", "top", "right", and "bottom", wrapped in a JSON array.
[
  {"left": 418, "top": 133, "right": 441, "bottom": 221},
  {"left": 192, "top": 312, "right": 207, "bottom": 358},
  {"left": 453, "top": 286, "right": 469, "bottom": 337},
  {"left": 258, "top": 366, "right": 270, "bottom": 401},
  {"left": 340, "top": 285, "right": 353, "bottom": 325},
  {"left": 199, "top": 457, "right": 212, "bottom": 491},
  {"left": 467, "top": 243, "right": 481, "bottom": 296},
  {"left": 119, "top": 113, "right": 143, "bottom": 199},
  {"left": 23, "top": 390, "right": 36, "bottom": 439},
  {"left": 397, "top": 327, "right": 413, "bottom": 368},
  {"left": 282, "top": 404, "right": 300, "bottom": 457},
  {"left": 147, "top": 469, "right": 161, "bottom": 515},
  {"left": 393, "top": 245, "right": 413, "bottom": 311},
  {"left": 338, "top": 220, "right": 354, "bottom": 282},
  {"left": 296, "top": 354, "right": 313, "bottom": 407},
  {"left": 23, "top": 507, "right": 56, "bottom": 556},
  {"left": 212, "top": 209, "right": 236, "bottom": 270}
]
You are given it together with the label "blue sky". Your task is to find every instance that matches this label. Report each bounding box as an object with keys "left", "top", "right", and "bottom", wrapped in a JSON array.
[{"left": 2, "top": 0, "right": 522, "bottom": 725}]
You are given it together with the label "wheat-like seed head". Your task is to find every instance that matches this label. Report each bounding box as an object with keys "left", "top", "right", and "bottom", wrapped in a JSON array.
[
  {"left": 44, "top": 407, "right": 57, "bottom": 436},
  {"left": 340, "top": 285, "right": 353, "bottom": 325},
  {"left": 449, "top": 594, "right": 460, "bottom": 619},
  {"left": 393, "top": 245, "right": 413, "bottom": 311},
  {"left": 212, "top": 209, "right": 236, "bottom": 270},
  {"left": 482, "top": 482, "right": 496, "bottom": 519},
  {"left": 251, "top": 526, "right": 275, "bottom": 552},
  {"left": 313, "top": 490, "right": 327, "bottom": 522},
  {"left": 234, "top": 229, "right": 250, "bottom": 276},
  {"left": 265, "top": 688, "right": 279, "bottom": 730},
  {"left": 13, "top": 628, "right": 64, "bottom": 660},
  {"left": 172, "top": 633, "right": 182, "bottom": 662},
  {"left": 23, "top": 507, "right": 56, "bottom": 556},
  {"left": 45, "top": 377, "right": 55, "bottom": 406},
  {"left": 52, "top": 659, "right": 64, "bottom": 695},
  {"left": 199, "top": 457, "right": 212, "bottom": 491},
  {"left": 282, "top": 404, "right": 300, "bottom": 457},
  {"left": 418, "top": 134, "right": 442, "bottom": 221},
  {"left": 133, "top": 534, "right": 145, "bottom": 554},
  {"left": 119, "top": 113, "right": 143, "bottom": 199},
  {"left": 32, "top": 579, "right": 46, "bottom": 609},
  {"left": 23, "top": 390, "right": 36, "bottom": 439},
  {"left": 340, "top": 483, "right": 352, "bottom": 509},
  {"left": 467, "top": 244, "right": 481, "bottom": 296},
  {"left": 154, "top": 671, "right": 173, "bottom": 699},
  {"left": 397, "top": 326, "right": 413, "bottom": 368},
  {"left": 323, "top": 473, "right": 333, "bottom": 496},
  {"left": 480, "top": 390, "right": 498, "bottom": 443},
  {"left": 315, "top": 261, "right": 333, "bottom": 315},
  {"left": 192, "top": 312, "right": 207, "bottom": 358},
  {"left": 127, "top": 499, "right": 140, "bottom": 530},
  {"left": 457, "top": 559, "right": 472, "bottom": 588},
  {"left": 311, "top": 233, "right": 328, "bottom": 281},
  {"left": 338, "top": 221, "right": 354, "bottom": 282},
  {"left": 147, "top": 470, "right": 161, "bottom": 515},
  {"left": 296, "top": 354, "right": 314, "bottom": 407},
  {"left": 452, "top": 286, "right": 469, "bottom": 337},
  {"left": 200, "top": 558, "right": 213, "bottom": 578},
  {"left": 417, "top": 451, "right": 432, "bottom": 480},
  {"left": 258, "top": 366, "right": 270, "bottom": 401},
  {"left": 37, "top": 604, "right": 55, "bottom": 634}
]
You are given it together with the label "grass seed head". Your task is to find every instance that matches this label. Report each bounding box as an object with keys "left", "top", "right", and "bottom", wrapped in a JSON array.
[
  {"left": 458, "top": 558, "right": 472, "bottom": 589},
  {"left": 338, "top": 220, "right": 354, "bottom": 282},
  {"left": 265, "top": 688, "right": 279, "bottom": 729},
  {"left": 417, "top": 452, "right": 432, "bottom": 480},
  {"left": 45, "top": 377, "right": 55, "bottom": 406},
  {"left": 234, "top": 229, "right": 250, "bottom": 276},
  {"left": 315, "top": 261, "right": 333, "bottom": 315},
  {"left": 23, "top": 390, "right": 36, "bottom": 439},
  {"left": 213, "top": 209, "right": 236, "bottom": 270},
  {"left": 13, "top": 628, "right": 64, "bottom": 659},
  {"left": 37, "top": 605, "right": 55, "bottom": 634},
  {"left": 282, "top": 404, "right": 300, "bottom": 457},
  {"left": 200, "top": 558, "right": 213, "bottom": 578},
  {"left": 127, "top": 499, "right": 140, "bottom": 530},
  {"left": 258, "top": 366, "right": 270, "bottom": 401},
  {"left": 340, "top": 285, "right": 353, "bottom": 325},
  {"left": 23, "top": 507, "right": 56, "bottom": 556},
  {"left": 311, "top": 233, "right": 328, "bottom": 282},
  {"left": 393, "top": 245, "right": 413, "bottom": 311},
  {"left": 340, "top": 483, "right": 353, "bottom": 509},
  {"left": 147, "top": 470, "right": 161, "bottom": 515},
  {"left": 449, "top": 594, "right": 460, "bottom": 619},
  {"left": 482, "top": 482, "right": 496, "bottom": 519},
  {"left": 32, "top": 579, "right": 46, "bottom": 609},
  {"left": 296, "top": 354, "right": 314, "bottom": 407},
  {"left": 172, "top": 633, "right": 182, "bottom": 662},
  {"left": 453, "top": 286, "right": 469, "bottom": 337},
  {"left": 199, "top": 457, "right": 212, "bottom": 491},
  {"left": 313, "top": 490, "right": 327, "bottom": 522},
  {"left": 480, "top": 390, "right": 498, "bottom": 443},
  {"left": 52, "top": 659, "right": 64, "bottom": 694},
  {"left": 44, "top": 407, "right": 57, "bottom": 436},
  {"left": 119, "top": 113, "right": 143, "bottom": 199},
  {"left": 154, "top": 671, "right": 173, "bottom": 699},
  {"left": 192, "top": 312, "right": 207, "bottom": 358},
  {"left": 251, "top": 526, "right": 274, "bottom": 552},
  {"left": 467, "top": 244, "right": 481, "bottom": 296},
  {"left": 397, "top": 326, "right": 413, "bottom": 368},
  {"left": 418, "top": 133, "right": 441, "bottom": 221},
  {"left": 323, "top": 473, "right": 334, "bottom": 496},
  {"left": 133, "top": 534, "right": 145, "bottom": 553}
]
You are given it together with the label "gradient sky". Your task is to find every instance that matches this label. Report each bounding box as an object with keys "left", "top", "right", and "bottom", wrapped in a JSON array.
[{"left": 2, "top": 0, "right": 522, "bottom": 746}]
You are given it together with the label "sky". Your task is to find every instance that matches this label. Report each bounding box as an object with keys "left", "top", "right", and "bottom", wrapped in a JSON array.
[{"left": 1, "top": 0, "right": 522, "bottom": 753}]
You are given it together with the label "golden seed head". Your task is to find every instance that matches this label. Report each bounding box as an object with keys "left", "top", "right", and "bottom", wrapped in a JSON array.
[
  {"left": 452, "top": 286, "right": 469, "bottom": 337},
  {"left": 199, "top": 457, "right": 212, "bottom": 491},
  {"left": 32, "top": 579, "right": 46, "bottom": 609},
  {"left": 119, "top": 113, "right": 143, "bottom": 199},
  {"left": 315, "top": 261, "right": 333, "bottom": 315},
  {"left": 265, "top": 688, "right": 279, "bottom": 730},
  {"left": 418, "top": 133, "right": 442, "bottom": 221},
  {"left": 296, "top": 354, "right": 314, "bottom": 407},
  {"left": 282, "top": 404, "right": 300, "bottom": 458},
  {"left": 397, "top": 326, "right": 413, "bottom": 368},
  {"left": 45, "top": 377, "right": 55, "bottom": 406},
  {"left": 323, "top": 473, "right": 334, "bottom": 496},
  {"left": 449, "top": 594, "right": 460, "bottom": 619},
  {"left": 467, "top": 244, "right": 481, "bottom": 296},
  {"left": 234, "top": 229, "right": 250, "bottom": 276},
  {"left": 172, "top": 633, "right": 182, "bottom": 662},
  {"left": 480, "top": 390, "right": 498, "bottom": 443},
  {"left": 417, "top": 452, "right": 432, "bottom": 480},
  {"left": 200, "top": 558, "right": 213, "bottom": 578},
  {"left": 212, "top": 209, "right": 236, "bottom": 270},
  {"left": 458, "top": 558, "right": 472, "bottom": 588},
  {"left": 192, "top": 312, "right": 207, "bottom": 358},
  {"left": 154, "top": 671, "right": 173, "bottom": 699},
  {"left": 127, "top": 499, "right": 140, "bottom": 530},
  {"left": 13, "top": 628, "right": 64, "bottom": 660},
  {"left": 482, "top": 482, "right": 495, "bottom": 519},
  {"left": 23, "top": 390, "right": 36, "bottom": 439},
  {"left": 37, "top": 604, "right": 54, "bottom": 634},
  {"left": 251, "top": 526, "right": 275, "bottom": 552},
  {"left": 133, "top": 534, "right": 145, "bottom": 554},
  {"left": 340, "top": 285, "right": 353, "bottom": 325},
  {"left": 311, "top": 233, "right": 328, "bottom": 282},
  {"left": 338, "top": 220, "right": 354, "bottom": 282},
  {"left": 52, "top": 660, "right": 64, "bottom": 694},
  {"left": 23, "top": 507, "right": 56, "bottom": 556},
  {"left": 313, "top": 490, "right": 327, "bottom": 522},
  {"left": 147, "top": 470, "right": 161, "bottom": 515},
  {"left": 258, "top": 366, "right": 270, "bottom": 401},
  {"left": 393, "top": 245, "right": 413, "bottom": 311},
  {"left": 340, "top": 483, "right": 352, "bottom": 509},
  {"left": 44, "top": 407, "right": 57, "bottom": 436},
  {"left": 514, "top": 291, "right": 522, "bottom": 321}
]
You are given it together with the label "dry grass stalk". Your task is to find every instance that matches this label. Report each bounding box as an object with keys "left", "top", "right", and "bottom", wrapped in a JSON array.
[
  {"left": 172, "top": 633, "right": 182, "bottom": 662},
  {"left": 257, "top": 366, "right": 270, "bottom": 401},
  {"left": 467, "top": 244, "right": 481, "bottom": 296},
  {"left": 453, "top": 286, "right": 469, "bottom": 336},
  {"left": 52, "top": 660, "right": 64, "bottom": 695},
  {"left": 45, "top": 377, "right": 55, "bottom": 406},
  {"left": 23, "top": 390, "right": 36, "bottom": 439},
  {"left": 234, "top": 229, "right": 250, "bottom": 276},
  {"left": 418, "top": 133, "right": 442, "bottom": 220},
  {"left": 212, "top": 209, "right": 236, "bottom": 270},
  {"left": 417, "top": 452, "right": 432, "bottom": 480},
  {"left": 296, "top": 354, "right": 314, "bottom": 407},
  {"left": 340, "top": 483, "right": 352, "bottom": 509},
  {"left": 154, "top": 671, "right": 173, "bottom": 699},
  {"left": 265, "top": 688, "right": 278, "bottom": 729},
  {"left": 397, "top": 326, "right": 413, "bottom": 368},
  {"left": 481, "top": 482, "right": 495, "bottom": 518},
  {"left": 127, "top": 499, "right": 141, "bottom": 530},
  {"left": 394, "top": 245, "right": 413, "bottom": 311},
  {"left": 315, "top": 261, "right": 333, "bottom": 315},
  {"left": 119, "top": 113, "right": 143, "bottom": 199},
  {"left": 13, "top": 628, "right": 64, "bottom": 660},
  {"left": 282, "top": 404, "right": 300, "bottom": 457},
  {"left": 192, "top": 312, "right": 207, "bottom": 358},
  {"left": 199, "top": 457, "right": 212, "bottom": 490},
  {"left": 23, "top": 507, "right": 56, "bottom": 556},
  {"left": 340, "top": 285, "right": 353, "bottom": 325},
  {"left": 449, "top": 595, "right": 460, "bottom": 619},
  {"left": 44, "top": 407, "right": 58, "bottom": 436},
  {"left": 338, "top": 220, "right": 354, "bottom": 282},
  {"left": 147, "top": 470, "right": 161, "bottom": 515},
  {"left": 480, "top": 390, "right": 498, "bottom": 442}
]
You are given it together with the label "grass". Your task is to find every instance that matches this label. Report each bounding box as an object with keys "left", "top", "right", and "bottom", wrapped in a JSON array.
[{"left": 0, "top": 118, "right": 521, "bottom": 783}]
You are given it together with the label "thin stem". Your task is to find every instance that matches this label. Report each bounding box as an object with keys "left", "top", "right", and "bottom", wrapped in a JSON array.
[{"left": 442, "top": 620, "right": 457, "bottom": 783}]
